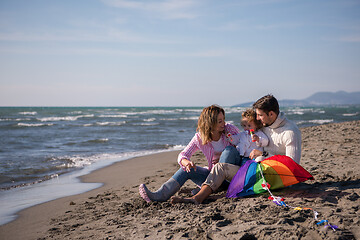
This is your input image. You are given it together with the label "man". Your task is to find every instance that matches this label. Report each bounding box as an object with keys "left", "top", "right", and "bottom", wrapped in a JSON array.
[
  {"left": 250, "top": 94, "right": 301, "bottom": 163},
  {"left": 171, "top": 94, "right": 302, "bottom": 204}
]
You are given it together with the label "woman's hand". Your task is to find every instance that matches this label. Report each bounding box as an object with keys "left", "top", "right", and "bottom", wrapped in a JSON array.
[
  {"left": 249, "top": 149, "right": 262, "bottom": 160},
  {"left": 181, "top": 159, "right": 197, "bottom": 173},
  {"left": 212, "top": 158, "right": 220, "bottom": 165}
]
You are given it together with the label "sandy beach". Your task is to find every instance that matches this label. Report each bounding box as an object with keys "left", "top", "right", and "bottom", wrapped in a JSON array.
[{"left": 0, "top": 120, "right": 359, "bottom": 240}]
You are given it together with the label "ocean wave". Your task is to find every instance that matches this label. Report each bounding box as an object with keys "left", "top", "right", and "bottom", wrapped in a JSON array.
[
  {"left": 297, "top": 119, "right": 334, "bottom": 125},
  {"left": 285, "top": 107, "right": 326, "bottom": 115},
  {"left": 343, "top": 112, "right": 358, "bottom": 116},
  {"left": 123, "top": 109, "right": 179, "bottom": 116},
  {"left": 179, "top": 116, "right": 199, "bottom": 121},
  {"left": 95, "top": 121, "right": 126, "bottom": 126},
  {"left": 37, "top": 114, "right": 94, "bottom": 122},
  {"left": 224, "top": 107, "right": 247, "bottom": 114},
  {"left": 53, "top": 148, "right": 185, "bottom": 169},
  {"left": 85, "top": 138, "right": 109, "bottom": 143},
  {"left": 98, "top": 114, "right": 127, "bottom": 118},
  {"left": 159, "top": 118, "right": 179, "bottom": 121},
  {"left": 133, "top": 122, "right": 160, "bottom": 126},
  {"left": 183, "top": 109, "right": 203, "bottom": 113},
  {"left": 309, "top": 119, "right": 334, "bottom": 124},
  {"left": 18, "top": 111, "right": 37, "bottom": 115},
  {"left": 0, "top": 118, "right": 31, "bottom": 122},
  {"left": 144, "top": 118, "right": 156, "bottom": 122},
  {"left": 17, "top": 123, "right": 54, "bottom": 127}
]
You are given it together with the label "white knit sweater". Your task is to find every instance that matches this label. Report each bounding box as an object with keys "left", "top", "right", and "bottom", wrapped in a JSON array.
[{"left": 257, "top": 112, "right": 302, "bottom": 164}]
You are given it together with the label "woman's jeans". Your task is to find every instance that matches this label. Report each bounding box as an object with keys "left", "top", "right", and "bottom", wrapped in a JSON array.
[
  {"left": 219, "top": 146, "right": 242, "bottom": 166},
  {"left": 172, "top": 166, "right": 210, "bottom": 187},
  {"left": 172, "top": 146, "right": 242, "bottom": 187}
]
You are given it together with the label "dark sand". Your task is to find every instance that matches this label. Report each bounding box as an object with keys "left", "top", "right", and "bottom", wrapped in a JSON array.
[{"left": 0, "top": 120, "right": 359, "bottom": 240}]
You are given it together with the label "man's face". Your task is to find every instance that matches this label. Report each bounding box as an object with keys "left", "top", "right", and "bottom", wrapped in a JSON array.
[{"left": 255, "top": 109, "right": 273, "bottom": 127}]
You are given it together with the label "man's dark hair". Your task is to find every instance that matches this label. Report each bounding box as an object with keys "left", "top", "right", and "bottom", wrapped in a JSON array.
[{"left": 252, "top": 94, "right": 280, "bottom": 115}]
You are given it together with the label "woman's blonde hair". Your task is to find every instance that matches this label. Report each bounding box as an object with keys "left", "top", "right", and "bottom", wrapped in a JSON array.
[{"left": 197, "top": 105, "right": 225, "bottom": 145}]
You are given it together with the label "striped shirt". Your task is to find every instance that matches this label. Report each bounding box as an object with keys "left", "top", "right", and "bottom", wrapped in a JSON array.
[{"left": 177, "top": 123, "right": 240, "bottom": 170}]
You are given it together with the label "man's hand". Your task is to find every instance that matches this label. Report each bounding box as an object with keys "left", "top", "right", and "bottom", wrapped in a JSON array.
[{"left": 249, "top": 149, "right": 262, "bottom": 160}]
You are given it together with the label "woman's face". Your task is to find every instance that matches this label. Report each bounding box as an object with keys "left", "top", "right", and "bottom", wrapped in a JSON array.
[{"left": 213, "top": 112, "right": 225, "bottom": 133}]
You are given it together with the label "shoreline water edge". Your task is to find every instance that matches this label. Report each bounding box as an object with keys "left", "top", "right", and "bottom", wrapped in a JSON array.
[{"left": 0, "top": 148, "right": 183, "bottom": 226}]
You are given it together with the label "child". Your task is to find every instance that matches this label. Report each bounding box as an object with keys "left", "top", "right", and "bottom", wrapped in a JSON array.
[{"left": 237, "top": 109, "right": 269, "bottom": 163}]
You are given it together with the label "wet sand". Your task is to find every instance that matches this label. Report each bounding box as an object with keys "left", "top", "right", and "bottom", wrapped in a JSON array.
[{"left": 0, "top": 120, "right": 359, "bottom": 240}]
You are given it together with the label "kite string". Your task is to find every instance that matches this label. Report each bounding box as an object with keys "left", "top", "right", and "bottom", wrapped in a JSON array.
[{"left": 257, "top": 162, "right": 337, "bottom": 231}]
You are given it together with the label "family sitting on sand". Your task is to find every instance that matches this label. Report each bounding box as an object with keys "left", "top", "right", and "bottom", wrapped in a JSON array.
[{"left": 139, "top": 94, "right": 301, "bottom": 204}]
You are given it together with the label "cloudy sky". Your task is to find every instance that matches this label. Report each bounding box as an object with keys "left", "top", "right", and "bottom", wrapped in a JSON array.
[{"left": 0, "top": 0, "right": 359, "bottom": 106}]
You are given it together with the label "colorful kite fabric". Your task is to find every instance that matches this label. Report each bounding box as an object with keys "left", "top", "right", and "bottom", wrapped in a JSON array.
[{"left": 226, "top": 155, "right": 314, "bottom": 198}]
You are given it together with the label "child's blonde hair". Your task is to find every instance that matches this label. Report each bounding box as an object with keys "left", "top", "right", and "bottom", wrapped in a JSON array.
[
  {"left": 242, "top": 108, "right": 262, "bottom": 130},
  {"left": 197, "top": 105, "right": 225, "bottom": 145}
]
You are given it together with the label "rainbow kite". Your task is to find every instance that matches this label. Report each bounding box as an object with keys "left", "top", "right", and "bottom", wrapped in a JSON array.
[{"left": 226, "top": 155, "right": 314, "bottom": 198}]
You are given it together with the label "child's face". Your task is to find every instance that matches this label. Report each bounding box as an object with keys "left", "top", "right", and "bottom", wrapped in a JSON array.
[{"left": 241, "top": 117, "right": 257, "bottom": 131}]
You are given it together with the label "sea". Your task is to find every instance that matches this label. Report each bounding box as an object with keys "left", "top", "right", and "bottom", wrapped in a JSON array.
[{"left": 0, "top": 105, "right": 359, "bottom": 225}]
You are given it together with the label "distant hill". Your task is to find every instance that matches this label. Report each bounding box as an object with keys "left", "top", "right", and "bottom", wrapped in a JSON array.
[{"left": 232, "top": 91, "right": 360, "bottom": 107}]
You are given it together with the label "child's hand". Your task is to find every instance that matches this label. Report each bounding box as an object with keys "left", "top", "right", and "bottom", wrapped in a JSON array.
[{"left": 251, "top": 134, "right": 259, "bottom": 142}]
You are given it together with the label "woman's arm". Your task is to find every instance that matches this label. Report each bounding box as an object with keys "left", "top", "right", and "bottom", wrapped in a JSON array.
[{"left": 177, "top": 134, "right": 200, "bottom": 170}]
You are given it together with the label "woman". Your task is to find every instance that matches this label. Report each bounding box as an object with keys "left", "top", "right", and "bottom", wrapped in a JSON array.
[{"left": 139, "top": 105, "right": 241, "bottom": 202}]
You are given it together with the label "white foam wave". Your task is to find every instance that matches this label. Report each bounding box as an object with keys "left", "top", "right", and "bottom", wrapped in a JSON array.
[
  {"left": 159, "top": 118, "right": 178, "bottom": 121},
  {"left": 224, "top": 107, "right": 247, "bottom": 114},
  {"left": 183, "top": 109, "right": 203, "bottom": 113},
  {"left": 288, "top": 111, "right": 305, "bottom": 115},
  {"left": 286, "top": 108, "right": 326, "bottom": 115},
  {"left": 17, "top": 123, "right": 54, "bottom": 127},
  {"left": 1, "top": 118, "right": 30, "bottom": 121},
  {"left": 122, "top": 109, "right": 178, "bottom": 116},
  {"left": 309, "top": 119, "right": 334, "bottom": 124},
  {"left": 59, "top": 147, "right": 185, "bottom": 169},
  {"left": 180, "top": 116, "right": 199, "bottom": 121},
  {"left": 95, "top": 121, "right": 126, "bottom": 126},
  {"left": 87, "top": 138, "right": 109, "bottom": 143},
  {"left": 144, "top": 118, "right": 156, "bottom": 122},
  {"left": 343, "top": 112, "right": 358, "bottom": 116},
  {"left": 38, "top": 114, "right": 94, "bottom": 122},
  {"left": 133, "top": 122, "right": 159, "bottom": 126},
  {"left": 98, "top": 114, "right": 127, "bottom": 118},
  {"left": 298, "top": 119, "right": 334, "bottom": 125},
  {"left": 18, "top": 112, "right": 37, "bottom": 115}
]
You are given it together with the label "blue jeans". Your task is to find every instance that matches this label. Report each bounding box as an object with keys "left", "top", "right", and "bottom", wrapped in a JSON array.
[
  {"left": 172, "top": 146, "right": 242, "bottom": 187},
  {"left": 240, "top": 156, "right": 251, "bottom": 166},
  {"left": 219, "top": 146, "right": 242, "bottom": 166},
  {"left": 172, "top": 166, "right": 210, "bottom": 187}
]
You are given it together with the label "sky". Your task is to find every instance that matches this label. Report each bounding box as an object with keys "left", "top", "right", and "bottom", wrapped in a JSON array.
[{"left": 0, "top": 0, "right": 359, "bottom": 107}]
